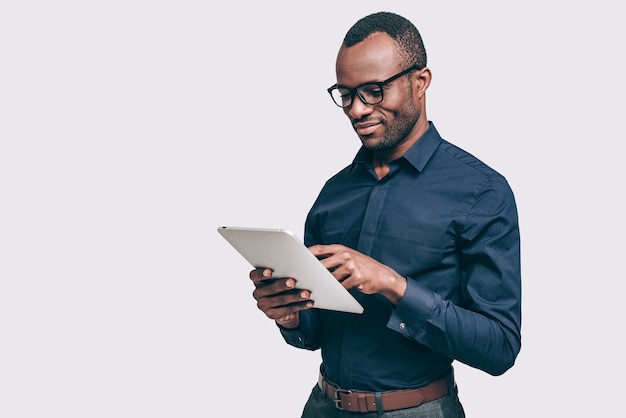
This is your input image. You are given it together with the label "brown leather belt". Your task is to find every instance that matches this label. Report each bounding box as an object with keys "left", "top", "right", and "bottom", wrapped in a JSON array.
[{"left": 318, "top": 373, "right": 449, "bottom": 413}]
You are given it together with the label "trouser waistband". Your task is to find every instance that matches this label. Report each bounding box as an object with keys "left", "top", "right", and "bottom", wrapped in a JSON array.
[{"left": 317, "top": 372, "right": 450, "bottom": 413}]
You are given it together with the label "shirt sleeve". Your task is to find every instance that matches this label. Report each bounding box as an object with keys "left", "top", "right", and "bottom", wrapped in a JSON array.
[
  {"left": 278, "top": 309, "right": 322, "bottom": 351},
  {"left": 388, "top": 176, "right": 522, "bottom": 376}
]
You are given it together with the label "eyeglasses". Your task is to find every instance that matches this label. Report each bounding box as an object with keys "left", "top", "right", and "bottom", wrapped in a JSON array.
[{"left": 327, "top": 65, "right": 422, "bottom": 108}]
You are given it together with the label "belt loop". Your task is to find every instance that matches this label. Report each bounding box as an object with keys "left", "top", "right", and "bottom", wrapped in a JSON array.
[
  {"left": 374, "top": 392, "right": 384, "bottom": 415},
  {"left": 318, "top": 371, "right": 326, "bottom": 393},
  {"left": 356, "top": 393, "right": 368, "bottom": 413},
  {"left": 447, "top": 367, "right": 457, "bottom": 396}
]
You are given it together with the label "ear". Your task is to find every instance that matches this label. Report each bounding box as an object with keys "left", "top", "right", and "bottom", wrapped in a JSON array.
[{"left": 413, "top": 67, "right": 432, "bottom": 98}]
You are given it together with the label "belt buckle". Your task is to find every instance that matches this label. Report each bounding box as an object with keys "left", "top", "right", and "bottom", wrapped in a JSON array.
[{"left": 333, "top": 388, "right": 352, "bottom": 410}]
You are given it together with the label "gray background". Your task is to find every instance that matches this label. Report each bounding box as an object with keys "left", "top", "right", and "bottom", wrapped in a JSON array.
[{"left": 2, "top": 1, "right": 623, "bottom": 416}]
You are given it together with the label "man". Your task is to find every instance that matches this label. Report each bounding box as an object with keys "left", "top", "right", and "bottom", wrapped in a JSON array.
[{"left": 250, "top": 11, "right": 521, "bottom": 417}]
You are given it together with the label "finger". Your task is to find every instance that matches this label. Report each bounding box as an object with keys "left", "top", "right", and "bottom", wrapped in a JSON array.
[
  {"left": 330, "top": 268, "right": 355, "bottom": 289},
  {"left": 252, "top": 277, "right": 297, "bottom": 299},
  {"left": 276, "top": 312, "right": 297, "bottom": 324},
  {"left": 256, "top": 290, "right": 313, "bottom": 316},
  {"left": 249, "top": 267, "right": 273, "bottom": 284},
  {"left": 265, "top": 300, "right": 315, "bottom": 321},
  {"left": 319, "top": 254, "right": 344, "bottom": 275},
  {"left": 308, "top": 243, "right": 342, "bottom": 258}
]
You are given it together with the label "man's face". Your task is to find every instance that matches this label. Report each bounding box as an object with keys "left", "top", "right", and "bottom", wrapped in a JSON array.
[{"left": 335, "top": 33, "right": 420, "bottom": 152}]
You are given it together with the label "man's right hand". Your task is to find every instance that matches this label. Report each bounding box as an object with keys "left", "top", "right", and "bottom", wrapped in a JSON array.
[{"left": 249, "top": 268, "right": 313, "bottom": 328}]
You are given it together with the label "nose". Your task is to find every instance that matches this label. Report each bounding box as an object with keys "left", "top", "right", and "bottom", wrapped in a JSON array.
[{"left": 346, "top": 94, "right": 374, "bottom": 120}]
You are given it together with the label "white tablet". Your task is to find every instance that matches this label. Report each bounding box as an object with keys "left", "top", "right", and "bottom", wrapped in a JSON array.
[{"left": 217, "top": 226, "right": 364, "bottom": 314}]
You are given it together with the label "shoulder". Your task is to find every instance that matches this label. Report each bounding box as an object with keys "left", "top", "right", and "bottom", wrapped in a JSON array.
[
  {"left": 431, "top": 139, "right": 517, "bottom": 214},
  {"left": 438, "top": 140, "right": 504, "bottom": 180}
]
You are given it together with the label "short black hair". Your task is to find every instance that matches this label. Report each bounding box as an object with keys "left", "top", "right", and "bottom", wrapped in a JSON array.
[{"left": 343, "top": 11, "right": 427, "bottom": 69}]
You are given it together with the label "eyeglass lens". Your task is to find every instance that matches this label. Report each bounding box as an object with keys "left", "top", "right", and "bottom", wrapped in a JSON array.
[{"left": 330, "top": 84, "right": 384, "bottom": 108}]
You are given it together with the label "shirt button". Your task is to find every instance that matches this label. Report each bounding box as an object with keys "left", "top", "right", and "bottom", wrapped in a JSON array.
[{"left": 399, "top": 322, "right": 406, "bottom": 329}]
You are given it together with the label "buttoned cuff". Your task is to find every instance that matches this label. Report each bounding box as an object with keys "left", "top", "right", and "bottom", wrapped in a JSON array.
[{"left": 388, "top": 277, "right": 439, "bottom": 339}]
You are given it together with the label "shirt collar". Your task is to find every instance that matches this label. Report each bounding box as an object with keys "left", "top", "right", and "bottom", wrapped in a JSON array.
[{"left": 350, "top": 122, "right": 442, "bottom": 173}]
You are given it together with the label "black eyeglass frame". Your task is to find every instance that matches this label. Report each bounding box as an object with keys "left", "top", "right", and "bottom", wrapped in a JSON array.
[{"left": 327, "top": 65, "right": 423, "bottom": 108}]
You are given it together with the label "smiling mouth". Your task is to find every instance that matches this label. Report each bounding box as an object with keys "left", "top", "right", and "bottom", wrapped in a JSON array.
[{"left": 353, "top": 121, "right": 382, "bottom": 136}]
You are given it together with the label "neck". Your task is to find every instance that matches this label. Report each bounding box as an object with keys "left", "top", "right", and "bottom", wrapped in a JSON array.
[{"left": 370, "top": 118, "right": 429, "bottom": 178}]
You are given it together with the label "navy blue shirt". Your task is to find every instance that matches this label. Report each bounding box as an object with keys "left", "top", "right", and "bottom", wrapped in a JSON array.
[{"left": 280, "top": 122, "right": 521, "bottom": 392}]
